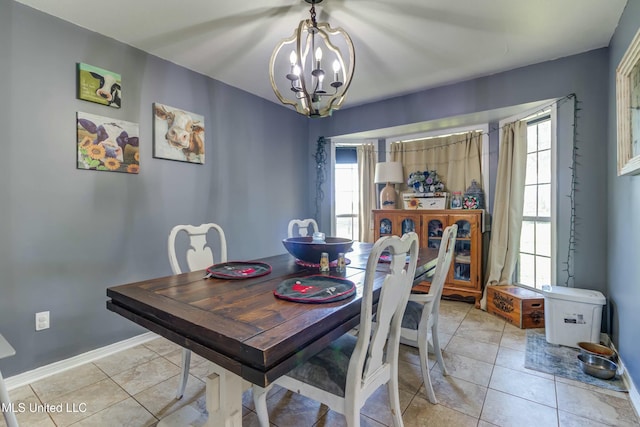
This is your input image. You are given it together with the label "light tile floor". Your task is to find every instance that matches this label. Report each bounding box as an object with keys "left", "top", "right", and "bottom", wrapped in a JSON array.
[{"left": 2, "top": 300, "right": 639, "bottom": 426}]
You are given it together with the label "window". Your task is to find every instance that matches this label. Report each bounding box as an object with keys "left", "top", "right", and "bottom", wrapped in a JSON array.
[
  {"left": 518, "top": 116, "right": 553, "bottom": 290},
  {"left": 334, "top": 148, "right": 359, "bottom": 240}
]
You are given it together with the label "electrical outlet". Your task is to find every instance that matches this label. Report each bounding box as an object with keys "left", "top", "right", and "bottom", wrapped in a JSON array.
[{"left": 35, "top": 311, "right": 50, "bottom": 331}]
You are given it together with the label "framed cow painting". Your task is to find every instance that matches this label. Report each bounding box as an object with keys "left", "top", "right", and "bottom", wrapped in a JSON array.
[
  {"left": 77, "top": 112, "right": 140, "bottom": 174},
  {"left": 153, "top": 103, "right": 205, "bottom": 164},
  {"left": 77, "top": 63, "right": 121, "bottom": 108}
]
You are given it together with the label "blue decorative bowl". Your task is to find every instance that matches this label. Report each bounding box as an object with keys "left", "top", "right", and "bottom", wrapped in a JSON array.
[{"left": 282, "top": 237, "right": 353, "bottom": 264}]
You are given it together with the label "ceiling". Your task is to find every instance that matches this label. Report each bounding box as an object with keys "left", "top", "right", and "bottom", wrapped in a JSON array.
[{"left": 15, "top": 0, "right": 627, "bottom": 112}]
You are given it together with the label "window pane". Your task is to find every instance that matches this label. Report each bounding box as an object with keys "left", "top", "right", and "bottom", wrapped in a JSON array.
[
  {"left": 334, "top": 194, "right": 353, "bottom": 215},
  {"left": 536, "top": 222, "right": 551, "bottom": 257},
  {"left": 538, "top": 120, "right": 551, "bottom": 150},
  {"left": 538, "top": 149, "right": 551, "bottom": 184},
  {"left": 520, "top": 221, "right": 535, "bottom": 253},
  {"left": 334, "top": 163, "right": 359, "bottom": 238},
  {"left": 519, "top": 253, "right": 535, "bottom": 287},
  {"left": 538, "top": 184, "right": 551, "bottom": 217},
  {"left": 526, "top": 152, "right": 538, "bottom": 185},
  {"left": 336, "top": 216, "right": 357, "bottom": 240},
  {"left": 334, "top": 168, "right": 351, "bottom": 185},
  {"left": 523, "top": 186, "right": 537, "bottom": 216},
  {"left": 536, "top": 256, "right": 551, "bottom": 288},
  {"left": 527, "top": 125, "right": 537, "bottom": 153}
]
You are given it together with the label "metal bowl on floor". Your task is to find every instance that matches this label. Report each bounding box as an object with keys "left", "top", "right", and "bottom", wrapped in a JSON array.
[
  {"left": 282, "top": 237, "right": 353, "bottom": 264},
  {"left": 577, "top": 353, "right": 618, "bottom": 380},
  {"left": 577, "top": 342, "right": 617, "bottom": 362}
]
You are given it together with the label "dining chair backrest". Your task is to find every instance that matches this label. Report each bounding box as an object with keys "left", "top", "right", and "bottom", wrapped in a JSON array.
[
  {"left": 399, "top": 223, "right": 457, "bottom": 405},
  {"left": 168, "top": 223, "right": 228, "bottom": 274},
  {"left": 354, "top": 231, "right": 420, "bottom": 386},
  {"left": 427, "top": 223, "right": 457, "bottom": 308},
  {"left": 287, "top": 218, "right": 319, "bottom": 238},
  {"left": 167, "top": 223, "right": 228, "bottom": 400}
]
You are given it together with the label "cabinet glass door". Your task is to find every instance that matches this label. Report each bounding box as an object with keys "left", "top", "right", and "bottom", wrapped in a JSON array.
[
  {"left": 379, "top": 218, "right": 393, "bottom": 236},
  {"left": 451, "top": 219, "right": 473, "bottom": 285},
  {"left": 426, "top": 218, "right": 445, "bottom": 249},
  {"left": 401, "top": 218, "right": 416, "bottom": 235}
]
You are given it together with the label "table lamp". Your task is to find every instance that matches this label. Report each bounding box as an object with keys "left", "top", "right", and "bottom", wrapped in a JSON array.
[{"left": 374, "top": 162, "right": 404, "bottom": 209}]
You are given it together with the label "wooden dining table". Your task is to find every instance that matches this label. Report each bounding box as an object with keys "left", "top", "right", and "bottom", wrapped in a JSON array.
[{"left": 106, "top": 242, "right": 438, "bottom": 426}]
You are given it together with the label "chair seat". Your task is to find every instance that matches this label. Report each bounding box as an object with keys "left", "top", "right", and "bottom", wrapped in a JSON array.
[
  {"left": 401, "top": 301, "right": 424, "bottom": 330},
  {"left": 286, "top": 334, "right": 357, "bottom": 397}
]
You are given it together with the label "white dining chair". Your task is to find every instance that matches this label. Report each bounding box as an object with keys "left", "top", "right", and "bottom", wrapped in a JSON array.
[
  {"left": 168, "top": 223, "right": 227, "bottom": 399},
  {"left": 400, "top": 224, "right": 457, "bottom": 404},
  {"left": 287, "top": 218, "right": 319, "bottom": 238},
  {"left": 252, "top": 232, "right": 419, "bottom": 427},
  {"left": 0, "top": 333, "right": 19, "bottom": 427}
]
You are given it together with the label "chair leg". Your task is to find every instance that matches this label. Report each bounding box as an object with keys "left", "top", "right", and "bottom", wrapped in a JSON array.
[
  {"left": 431, "top": 319, "right": 448, "bottom": 376},
  {"left": 418, "top": 324, "right": 437, "bottom": 404},
  {"left": 252, "top": 385, "right": 271, "bottom": 427},
  {"left": 387, "top": 372, "right": 404, "bottom": 427},
  {"left": 0, "top": 370, "right": 19, "bottom": 427},
  {"left": 175, "top": 348, "right": 191, "bottom": 399}
]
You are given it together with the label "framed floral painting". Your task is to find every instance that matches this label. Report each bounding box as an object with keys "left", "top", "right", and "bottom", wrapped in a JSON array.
[
  {"left": 77, "top": 112, "right": 139, "bottom": 174},
  {"left": 616, "top": 28, "right": 640, "bottom": 176}
]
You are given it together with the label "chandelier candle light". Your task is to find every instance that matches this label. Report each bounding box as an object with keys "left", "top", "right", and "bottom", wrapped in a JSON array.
[
  {"left": 270, "top": 0, "right": 355, "bottom": 118},
  {"left": 374, "top": 162, "right": 404, "bottom": 210}
]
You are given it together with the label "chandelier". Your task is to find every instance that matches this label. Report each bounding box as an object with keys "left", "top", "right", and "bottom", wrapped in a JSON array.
[{"left": 269, "top": 0, "right": 355, "bottom": 118}]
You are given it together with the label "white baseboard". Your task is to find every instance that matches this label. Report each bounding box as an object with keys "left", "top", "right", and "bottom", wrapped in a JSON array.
[
  {"left": 626, "top": 374, "right": 640, "bottom": 419},
  {"left": 4, "top": 332, "right": 158, "bottom": 390},
  {"left": 606, "top": 334, "right": 640, "bottom": 419}
]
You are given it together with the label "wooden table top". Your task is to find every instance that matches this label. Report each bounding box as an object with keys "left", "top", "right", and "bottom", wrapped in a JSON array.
[{"left": 106, "top": 243, "right": 437, "bottom": 387}]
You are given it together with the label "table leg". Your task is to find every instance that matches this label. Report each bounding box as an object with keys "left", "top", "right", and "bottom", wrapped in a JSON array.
[
  {"left": 204, "top": 365, "right": 244, "bottom": 427},
  {"left": 157, "top": 362, "right": 248, "bottom": 427}
]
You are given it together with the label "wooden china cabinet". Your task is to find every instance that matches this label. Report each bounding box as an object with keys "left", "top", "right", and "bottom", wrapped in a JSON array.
[{"left": 373, "top": 209, "right": 484, "bottom": 307}]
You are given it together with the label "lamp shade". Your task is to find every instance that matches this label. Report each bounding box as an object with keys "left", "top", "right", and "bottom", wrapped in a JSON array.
[{"left": 374, "top": 162, "right": 404, "bottom": 184}]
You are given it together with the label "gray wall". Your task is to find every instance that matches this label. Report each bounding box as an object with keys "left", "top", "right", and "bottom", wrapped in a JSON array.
[
  {"left": 0, "top": 0, "right": 310, "bottom": 376},
  {"left": 608, "top": 0, "right": 640, "bottom": 395}
]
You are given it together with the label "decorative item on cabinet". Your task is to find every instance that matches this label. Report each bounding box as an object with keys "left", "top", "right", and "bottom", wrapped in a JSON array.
[
  {"left": 463, "top": 179, "right": 485, "bottom": 209},
  {"left": 450, "top": 191, "right": 463, "bottom": 209},
  {"left": 374, "top": 162, "right": 404, "bottom": 209},
  {"left": 402, "top": 193, "right": 448, "bottom": 210}
]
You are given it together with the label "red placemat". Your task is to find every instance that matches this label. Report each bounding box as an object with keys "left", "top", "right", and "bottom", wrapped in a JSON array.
[
  {"left": 205, "top": 261, "right": 271, "bottom": 279},
  {"left": 274, "top": 276, "right": 356, "bottom": 303}
]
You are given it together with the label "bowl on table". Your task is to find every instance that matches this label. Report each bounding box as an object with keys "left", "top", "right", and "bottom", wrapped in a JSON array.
[
  {"left": 577, "top": 353, "right": 618, "bottom": 380},
  {"left": 282, "top": 237, "right": 353, "bottom": 264}
]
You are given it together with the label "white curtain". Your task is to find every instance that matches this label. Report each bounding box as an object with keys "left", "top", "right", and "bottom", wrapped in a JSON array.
[
  {"left": 390, "top": 131, "right": 483, "bottom": 195},
  {"left": 357, "top": 144, "right": 377, "bottom": 242},
  {"left": 480, "top": 121, "right": 527, "bottom": 310}
]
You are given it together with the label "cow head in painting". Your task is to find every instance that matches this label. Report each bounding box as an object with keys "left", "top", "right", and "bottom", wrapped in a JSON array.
[
  {"left": 78, "top": 118, "right": 139, "bottom": 162},
  {"left": 154, "top": 104, "right": 204, "bottom": 158},
  {"left": 89, "top": 72, "right": 121, "bottom": 108}
]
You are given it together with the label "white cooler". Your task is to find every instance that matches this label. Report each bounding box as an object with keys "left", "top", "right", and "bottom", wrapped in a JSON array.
[{"left": 542, "top": 286, "right": 606, "bottom": 348}]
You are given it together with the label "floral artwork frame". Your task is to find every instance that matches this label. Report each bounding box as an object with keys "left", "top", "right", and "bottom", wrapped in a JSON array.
[
  {"left": 77, "top": 63, "right": 121, "bottom": 108},
  {"left": 153, "top": 103, "right": 205, "bottom": 164},
  {"left": 77, "top": 112, "right": 139, "bottom": 174},
  {"left": 616, "top": 28, "right": 640, "bottom": 176}
]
